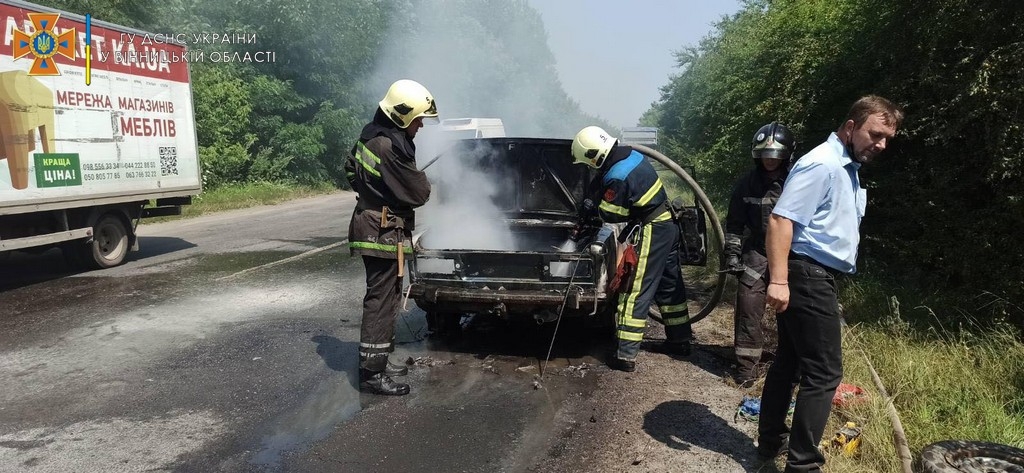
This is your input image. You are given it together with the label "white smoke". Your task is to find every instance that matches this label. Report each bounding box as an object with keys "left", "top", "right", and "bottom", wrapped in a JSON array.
[
  {"left": 415, "top": 136, "right": 516, "bottom": 250},
  {"left": 365, "top": 1, "right": 584, "bottom": 251}
]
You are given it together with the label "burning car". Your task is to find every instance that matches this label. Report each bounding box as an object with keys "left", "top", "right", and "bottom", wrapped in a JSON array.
[{"left": 407, "top": 138, "right": 721, "bottom": 333}]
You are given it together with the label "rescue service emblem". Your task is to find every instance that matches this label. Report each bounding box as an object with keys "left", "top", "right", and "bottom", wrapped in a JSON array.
[{"left": 604, "top": 189, "right": 616, "bottom": 201}]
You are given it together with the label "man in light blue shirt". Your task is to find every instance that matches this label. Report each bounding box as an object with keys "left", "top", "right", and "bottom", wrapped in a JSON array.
[{"left": 757, "top": 96, "right": 903, "bottom": 472}]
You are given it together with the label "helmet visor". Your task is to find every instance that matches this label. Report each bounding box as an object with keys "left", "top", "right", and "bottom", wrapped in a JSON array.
[{"left": 754, "top": 148, "right": 791, "bottom": 160}]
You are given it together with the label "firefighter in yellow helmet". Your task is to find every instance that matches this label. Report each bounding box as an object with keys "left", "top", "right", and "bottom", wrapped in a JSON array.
[
  {"left": 571, "top": 126, "right": 693, "bottom": 372},
  {"left": 344, "top": 79, "right": 438, "bottom": 395}
]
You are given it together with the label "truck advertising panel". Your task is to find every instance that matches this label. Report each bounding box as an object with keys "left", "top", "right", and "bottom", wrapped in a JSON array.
[{"left": 0, "top": 0, "right": 200, "bottom": 212}]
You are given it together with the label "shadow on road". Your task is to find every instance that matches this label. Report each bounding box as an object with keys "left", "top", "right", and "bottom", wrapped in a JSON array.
[
  {"left": 0, "top": 248, "right": 82, "bottom": 291},
  {"left": 0, "top": 236, "right": 197, "bottom": 292},
  {"left": 419, "top": 310, "right": 612, "bottom": 364},
  {"left": 643, "top": 399, "right": 779, "bottom": 472},
  {"left": 310, "top": 335, "right": 359, "bottom": 378},
  {"left": 132, "top": 236, "right": 198, "bottom": 259}
]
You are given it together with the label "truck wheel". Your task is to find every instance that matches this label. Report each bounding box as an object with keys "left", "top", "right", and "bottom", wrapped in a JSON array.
[
  {"left": 921, "top": 440, "right": 1024, "bottom": 472},
  {"left": 83, "top": 214, "right": 130, "bottom": 269}
]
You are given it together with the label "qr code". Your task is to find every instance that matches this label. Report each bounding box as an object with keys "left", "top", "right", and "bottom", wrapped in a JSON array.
[{"left": 159, "top": 146, "right": 178, "bottom": 176}]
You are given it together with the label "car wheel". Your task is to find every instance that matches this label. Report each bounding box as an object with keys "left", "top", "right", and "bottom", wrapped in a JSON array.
[{"left": 920, "top": 440, "right": 1024, "bottom": 472}]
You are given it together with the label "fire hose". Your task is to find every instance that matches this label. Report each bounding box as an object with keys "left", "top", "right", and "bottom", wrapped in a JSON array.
[{"left": 630, "top": 144, "right": 727, "bottom": 325}]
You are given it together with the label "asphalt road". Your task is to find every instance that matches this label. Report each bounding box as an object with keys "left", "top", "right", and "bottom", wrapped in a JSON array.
[{"left": 0, "top": 193, "right": 620, "bottom": 472}]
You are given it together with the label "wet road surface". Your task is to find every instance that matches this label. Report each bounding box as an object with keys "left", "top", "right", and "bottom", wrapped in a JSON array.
[{"left": 0, "top": 193, "right": 614, "bottom": 472}]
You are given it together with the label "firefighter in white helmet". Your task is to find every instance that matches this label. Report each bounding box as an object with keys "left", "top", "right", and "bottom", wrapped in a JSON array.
[
  {"left": 344, "top": 79, "right": 438, "bottom": 395},
  {"left": 571, "top": 126, "right": 694, "bottom": 372}
]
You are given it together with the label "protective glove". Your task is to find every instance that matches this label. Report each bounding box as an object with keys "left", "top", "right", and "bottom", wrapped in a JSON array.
[{"left": 723, "top": 254, "right": 744, "bottom": 275}]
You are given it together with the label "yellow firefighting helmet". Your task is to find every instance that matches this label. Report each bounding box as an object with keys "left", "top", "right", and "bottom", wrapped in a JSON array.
[
  {"left": 378, "top": 79, "right": 439, "bottom": 129},
  {"left": 571, "top": 126, "right": 617, "bottom": 168}
]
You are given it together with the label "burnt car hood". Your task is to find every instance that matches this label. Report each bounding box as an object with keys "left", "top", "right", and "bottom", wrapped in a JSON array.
[{"left": 425, "top": 138, "right": 596, "bottom": 221}]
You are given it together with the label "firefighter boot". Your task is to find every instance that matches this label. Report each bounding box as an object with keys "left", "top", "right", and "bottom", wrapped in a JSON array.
[
  {"left": 607, "top": 357, "right": 636, "bottom": 372},
  {"left": 359, "top": 369, "right": 410, "bottom": 396}
]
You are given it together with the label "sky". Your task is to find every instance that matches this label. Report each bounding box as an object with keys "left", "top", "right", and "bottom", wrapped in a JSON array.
[{"left": 526, "top": 0, "right": 743, "bottom": 129}]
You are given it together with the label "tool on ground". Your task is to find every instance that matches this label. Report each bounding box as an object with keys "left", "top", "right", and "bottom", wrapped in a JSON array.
[{"left": 829, "top": 421, "right": 862, "bottom": 457}]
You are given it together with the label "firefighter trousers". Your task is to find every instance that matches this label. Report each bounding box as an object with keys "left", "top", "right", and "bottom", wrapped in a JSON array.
[
  {"left": 734, "top": 272, "right": 768, "bottom": 380},
  {"left": 359, "top": 255, "right": 402, "bottom": 373},
  {"left": 616, "top": 220, "right": 692, "bottom": 361}
]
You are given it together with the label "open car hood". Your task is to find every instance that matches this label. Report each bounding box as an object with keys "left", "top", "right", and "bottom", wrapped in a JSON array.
[{"left": 427, "top": 138, "right": 597, "bottom": 219}]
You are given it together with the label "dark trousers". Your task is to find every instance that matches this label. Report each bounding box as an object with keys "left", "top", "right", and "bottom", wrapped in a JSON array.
[
  {"left": 734, "top": 272, "right": 767, "bottom": 379},
  {"left": 616, "top": 220, "right": 691, "bottom": 361},
  {"left": 757, "top": 258, "right": 843, "bottom": 473},
  {"left": 359, "top": 256, "right": 401, "bottom": 373}
]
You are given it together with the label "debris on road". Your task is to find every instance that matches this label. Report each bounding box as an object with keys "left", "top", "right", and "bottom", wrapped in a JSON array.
[
  {"left": 565, "top": 362, "right": 591, "bottom": 378},
  {"left": 412, "top": 356, "right": 455, "bottom": 367}
]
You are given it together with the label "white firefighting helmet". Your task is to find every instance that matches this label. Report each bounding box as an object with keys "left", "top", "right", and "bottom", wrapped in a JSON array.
[
  {"left": 378, "top": 79, "right": 439, "bottom": 129},
  {"left": 571, "top": 126, "right": 617, "bottom": 168}
]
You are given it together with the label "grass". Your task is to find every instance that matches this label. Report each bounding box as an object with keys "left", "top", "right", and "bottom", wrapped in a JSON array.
[
  {"left": 148, "top": 181, "right": 339, "bottom": 222},
  {"left": 821, "top": 293, "right": 1024, "bottom": 472}
]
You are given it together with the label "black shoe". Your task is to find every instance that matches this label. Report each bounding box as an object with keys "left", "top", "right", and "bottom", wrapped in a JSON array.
[
  {"left": 756, "top": 439, "right": 789, "bottom": 462},
  {"left": 360, "top": 371, "right": 410, "bottom": 396},
  {"left": 608, "top": 357, "right": 636, "bottom": 372},
  {"left": 661, "top": 341, "right": 692, "bottom": 356},
  {"left": 385, "top": 360, "right": 409, "bottom": 377}
]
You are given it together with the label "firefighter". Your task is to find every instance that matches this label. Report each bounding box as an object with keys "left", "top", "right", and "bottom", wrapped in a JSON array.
[
  {"left": 344, "top": 79, "right": 438, "bottom": 395},
  {"left": 722, "top": 122, "right": 796, "bottom": 388},
  {"left": 570, "top": 126, "right": 693, "bottom": 372}
]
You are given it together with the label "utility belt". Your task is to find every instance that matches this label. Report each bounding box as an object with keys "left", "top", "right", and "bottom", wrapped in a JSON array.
[
  {"left": 618, "top": 201, "right": 670, "bottom": 244},
  {"left": 789, "top": 251, "right": 840, "bottom": 277}
]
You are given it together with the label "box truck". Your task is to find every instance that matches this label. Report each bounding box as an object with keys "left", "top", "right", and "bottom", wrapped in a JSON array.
[{"left": 0, "top": 0, "right": 200, "bottom": 268}]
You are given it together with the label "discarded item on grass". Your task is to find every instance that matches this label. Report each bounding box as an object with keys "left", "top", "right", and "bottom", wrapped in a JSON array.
[
  {"left": 920, "top": 440, "right": 1024, "bottom": 472},
  {"left": 833, "top": 382, "right": 867, "bottom": 407},
  {"left": 734, "top": 395, "right": 795, "bottom": 422},
  {"left": 826, "top": 421, "right": 862, "bottom": 457}
]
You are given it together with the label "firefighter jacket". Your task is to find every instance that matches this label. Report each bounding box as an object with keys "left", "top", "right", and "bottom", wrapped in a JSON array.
[
  {"left": 593, "top": 147, "right": 672, "bottom": 227},
  {"left": 724, "top": 165, "right": 787, "bottom": 284},
  {"left": 345, "top": 110, "right": 431, "bottom": 259}
]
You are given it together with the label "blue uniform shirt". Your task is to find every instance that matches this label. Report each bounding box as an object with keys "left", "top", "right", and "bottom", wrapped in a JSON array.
[{"left": 771, "top": 133, "right": 867, "bottom": 274}]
